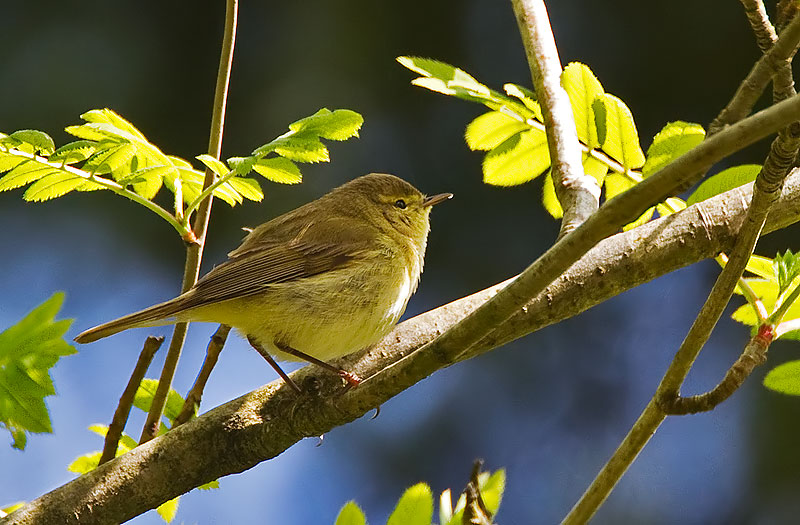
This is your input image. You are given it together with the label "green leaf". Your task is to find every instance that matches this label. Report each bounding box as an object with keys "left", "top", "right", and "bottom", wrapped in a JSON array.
[
  {"left": 157, "top": 497, "right": 179, "bottom": 523},
  {"left": 561, "top": 62, "right": 605, "bottom": 148},
  {"left": 80, "top": 108, "right": 147, "bottom": 141},
  {"left": 84, "top": 144, "right": 137, "bottom": 176},
  {"left": 198, "top": 480, "right": 220, "bottom": 490},
  {"left": 0, "top": 154, "right": 26, "bottom": 173},
  {"left": 0, "top": 293, "right": 75, "bottom": 449},
  {"left": 686, "top": 164, "right": 761, "bottom": 206},
  {"left": 335, "top": 501, "right": 367, "bottom": 525},
  {"left": 642, "top": 121, "right": 705, "bottom": 177},
  {"left": 773, "top": 249, "right": 800, "bottom": 295},
  {"left": 273, "top": 136, "right": 329, "bottom": 163},
  {"left": 133, "top": 379, "right": 186, "bottom": 425},
  {"left": 2, "top": 502, "right": 25, "bottom": 517},
  {"left": 49, "top": 141, "right": 97, "bottom": 165},
  {"left": 592, "top": 94, "right": 645, "bottom": 169},
  {"left": 504, "top": 83, "right": 542, "bottom": 118},
  {"left": 464, "top": 111, "right": 528, "bottom": 152},
  {"left": 397, "top": 56, "right": 527, "bottom": 116},
  {"left": 655, "top": 197, "right": 687, "bottom": 218},
  {"left": 542, "top": 171, "right": 563, "bottom": 219},
  {"left": 0, "top": 161, "right": 61, "bottom": 192},
  {"left": 227, "top": 177, "right": 264, "bottom": 201},
  {"left": 9, "top": 130, "right": 55, "bottom": 155},
  {"left": 745, "top": 255, "right": 776, "bottom": 280},
  {"left": 24, "top": 172, "right": 88, "bottom": 202},
  {"left": 288, "top": 109, "right": 363, "bottom": 141},
  {"left": 227, "top": 156, "right": 258, "bottom": 176},
  {"left": 252, "top": 157, "right": 302, "bottom": 184},
  {"left": 195, "top": 154, "right": 230, "bottom": 177},
  {"left": 480, "top": 469, "right": 506, "bottom": 516},
  {"left": 483, "top": 129, "right": 550, "bottom": 186},
  {"left": 764, "top": 360, "right": 800, "bottom": 395},
  {"left": 67, "top": 451, "right": 101, "bottom": 474},
  {"left": 386, "top": 483, "right": 433, "bottom": 525}
]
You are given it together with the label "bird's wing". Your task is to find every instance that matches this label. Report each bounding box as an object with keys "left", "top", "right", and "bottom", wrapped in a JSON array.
[{"left": 184, "top": 218, "right": 375, "bottom": 307}]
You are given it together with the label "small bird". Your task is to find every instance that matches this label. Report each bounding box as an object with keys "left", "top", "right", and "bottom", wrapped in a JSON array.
[{"left": 75, "top": 173, "right": 452, "bottom": 391}]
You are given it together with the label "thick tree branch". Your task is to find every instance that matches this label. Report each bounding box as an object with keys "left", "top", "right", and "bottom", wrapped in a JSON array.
[
  {"left": 7, "top": 167, "right": 800, "bottom": 524},
  {"left": 511, "top": 0, "right": 599, "bottom": 237}
]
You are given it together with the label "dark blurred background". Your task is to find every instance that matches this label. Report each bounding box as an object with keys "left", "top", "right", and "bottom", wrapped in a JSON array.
[{"left": 2, "top": 1, "right": 800, "bottom": 523}]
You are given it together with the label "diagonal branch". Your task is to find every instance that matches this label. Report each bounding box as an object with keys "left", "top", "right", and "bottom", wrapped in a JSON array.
[
  {"left": 709, "top": 10, "right": 800, "bottom": 134},
  {"left": 8, "top": 167, "right": 800, "bottom": 524},
  {"left": 511, "top": 0, "right": 599, "bottom": 237}
]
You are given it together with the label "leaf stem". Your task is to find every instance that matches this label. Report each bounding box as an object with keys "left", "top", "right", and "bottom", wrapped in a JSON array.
[
  {"left": 182, "top": 168, "right": 235, "bottom": 222},
  {"left": 139, "top": 0, "right": 238, "bottom": 444},
  {"left": 2, "top": 148, "right": 190, "bottom": 239}
]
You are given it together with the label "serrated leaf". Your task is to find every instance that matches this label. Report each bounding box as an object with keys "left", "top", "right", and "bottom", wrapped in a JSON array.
[
  {"left": 288, "top": 109, "right": 363, "bottom": 141},
  {"left": 773, "top": 250, "right": 800, "bottom": 295},
  {"left": 542, "top": 171, "right": 563, "bottom": 219},
  {"left": 227, "top": 177, "right": 264, "bottom": 201},
  {"left": 764, "top": 361, "right": 800, "bottom": 395},
  {"left": 387, "top": 483, "right": 433, "bottom": 525},
  {"left": 49, "top": 141, "right": 97, "bottom": 165},
  {"left": 9, "top": 130, "right": 55, "bottom": 155},
  {"left": 0, "top": 161, "right": 63, "bottom": 192},
  {"left": 24, "top": 172, "right": 88, "bottom": 202},
  {"left": 85, "top": 144, "right": 137, "bottom": 176},
  {"left": 0, "top": 293, "right": 75, "bottom": 449},
  {"left": 622, "top": 207, "right": 655, "bottom": 231},
  {"left": 0, "top": 154, "right": 26, "bottom": 173},
  {"left": 253, "top": 157, "right": 302, "bottom": 184},
  {"left": 398, "top": 56, "right": 527, "bottom": 116},
  {"left": 642, "top": 121, "right": 705, "bottom": 177},
  {"left": 157, "top": 497, "right": 179, "bottom": 523},
  {"left": 464, "top": 111, "right": 528, "bottom": 151},
  {"left": 686, "top": 164, "right": 761, "bottom": 206},
  {"left": 198, "top": 480, "right": 220, "bottom": 491},
  {"left": 80, "top": 109, "right": 147, "bottom": 141},
  {"left": 561, "top": 62, "right": 604, "bottom": 148},
  {"left": 593, "top": 94, "right": 645, "bottom": 169},
  {"left": 273, "top": 136, "right": 329, "bottom": 163},
  {"left": 483, "top": 129, "right": 550, "bottom": 186},
  {"left": 195, "top": 154, "right": 230, "bottom": 177},
  {"left": 335, "top": 501, "right": 367, "bottom": 525}
]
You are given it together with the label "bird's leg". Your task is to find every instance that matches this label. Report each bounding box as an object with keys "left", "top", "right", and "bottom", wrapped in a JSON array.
[
  {"left": 247, "top": 336, "right": 302, "bottom": 394},
  {"left": 274, "top": 341, "right": 362, "bottom": 387}
]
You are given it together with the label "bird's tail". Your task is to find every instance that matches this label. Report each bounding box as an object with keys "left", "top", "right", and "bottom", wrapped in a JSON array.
[{"left": 74, "top": 296, "right": 191, "bottom": 344}]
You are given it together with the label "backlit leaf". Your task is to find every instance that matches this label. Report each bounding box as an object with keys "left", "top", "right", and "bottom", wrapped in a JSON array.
[
  {"left": 253, "top": 157, "right": 302, "bottom": 184},
  {"left": 483, "top": 129, "right": 550, "bottom": 186},
  {"left": 643, "top": 121, "right": 705, "bottom": 177},
  {"left": 764, "top": 360, "right": 800, "bottom": 395},
  {"left": 561, "top": 62, "right": 604, "bottom": 148},
  {"left": 592, "top": 94, "right": 645, "bottom": 169},
  {"left": 387, "top": 483, "right": 433, "bottom": 525},
  {"left": 686, "top": 164, "right": 761, "bottom": 206},
  {"left": 465, "top": 111, "right": 528, "bottom": 151}
]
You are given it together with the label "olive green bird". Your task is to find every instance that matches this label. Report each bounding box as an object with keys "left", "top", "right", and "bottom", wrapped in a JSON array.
[{"left": 75, "top": 173, "right": 452, "bottom": 390}]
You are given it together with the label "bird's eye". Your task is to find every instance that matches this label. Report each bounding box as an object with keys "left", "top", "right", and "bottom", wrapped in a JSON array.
[{"left": 394, "top": 199, "right": 407, "bottom": 209}]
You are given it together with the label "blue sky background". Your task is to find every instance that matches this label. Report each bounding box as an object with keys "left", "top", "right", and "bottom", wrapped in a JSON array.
[{"left": 2, "top": 1, "right": 800, "bottom": 523}]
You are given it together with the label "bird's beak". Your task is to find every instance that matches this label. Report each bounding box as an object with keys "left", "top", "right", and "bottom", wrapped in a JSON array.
[{"left": 423, "top": 193, "right": 453, "bottom": 207}]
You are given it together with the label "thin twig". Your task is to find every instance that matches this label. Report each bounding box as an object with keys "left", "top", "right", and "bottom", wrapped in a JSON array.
[
  {"left": 709, "top": 11, "right": 800, "bottom": 134},
  {"left": 661, "top": 327, "right": 773, "bottom": 415},
  {"left": 174, "top": 325, "right": 231, "bottom": 427},
  {"left": 738, "top": 0, "right": 796, "bottom": 103},
  {"left": 99, "top": 336, "right": 163, "bottom": 465},
  {"left": 140, "top": 0, "right": 238, "bottom": 444},
  {"left": 510, "top": 0, "right": 599, "bottom": 237},
  {"left": 563, "top": 123, "right": 800, "bottom": 525}
]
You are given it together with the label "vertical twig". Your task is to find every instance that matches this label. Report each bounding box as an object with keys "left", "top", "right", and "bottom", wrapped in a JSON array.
[
  {"left": 173, "top": 325, "right": 231, "bottom": 427},
  {"left": 140, "top": 0, "right": 239, "bottom": 443},
  {"left": 99, "top": 336, "right": 163, "bottom": 465},
  {"left": 510, "top": 0, "right": 599, "bottom": 238}
]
